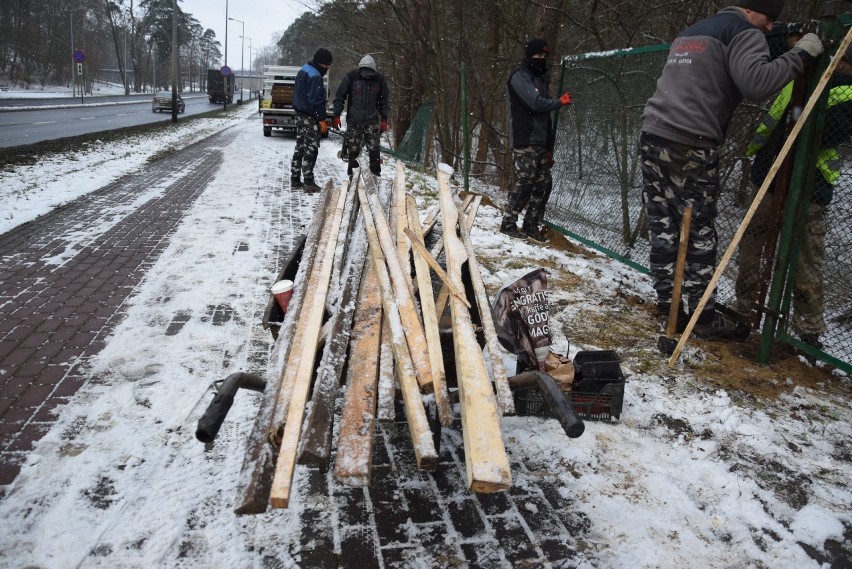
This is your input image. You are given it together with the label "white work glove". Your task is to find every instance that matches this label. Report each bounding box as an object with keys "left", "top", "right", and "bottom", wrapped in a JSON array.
[{"left": 794, "top": 33, "right": 824, "bottom": 58}]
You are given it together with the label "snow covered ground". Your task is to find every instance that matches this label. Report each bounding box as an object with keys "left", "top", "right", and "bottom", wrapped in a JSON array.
[{"left": 0, "top": 103, "right": 850, "bottom": 568}]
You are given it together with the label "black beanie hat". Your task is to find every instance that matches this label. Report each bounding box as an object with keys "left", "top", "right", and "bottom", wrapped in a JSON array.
[
  {"left": 524, "top": 38, "right": 550, "bottom": 58},
  {"left": 313, "top": 48, "right": 333, "bottom": 66},
  {"left": 733, "top": 0, "right": 785, "bottom": 20}
]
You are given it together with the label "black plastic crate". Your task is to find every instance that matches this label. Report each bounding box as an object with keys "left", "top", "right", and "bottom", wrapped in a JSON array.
[
  {"left": 570, "top": 350, "right": 625, "bottom": 421},
  {"left": 513, "top": 387, "right": 549, "bottom": 417}
]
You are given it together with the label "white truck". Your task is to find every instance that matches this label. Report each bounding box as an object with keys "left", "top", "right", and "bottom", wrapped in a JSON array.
[{"left": 259, "top": 65, "right": 330, "bottom": 137}]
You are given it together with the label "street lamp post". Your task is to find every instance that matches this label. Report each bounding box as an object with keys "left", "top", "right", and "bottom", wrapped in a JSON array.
[
  {"left": 242, "top": 37, "right": 252, "bottom": 100},
  {"left": 229, "top": 17, "right": 244, "bottom": 103},
  {"left": 223, "top": 0, "right": 228, "bottom": 110}
]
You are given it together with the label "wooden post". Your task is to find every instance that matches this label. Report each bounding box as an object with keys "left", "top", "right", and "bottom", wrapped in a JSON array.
[
  {"left": 438, "top": 166, "right": 511, "bottom": 492},
  {"left": 456, "top": 197, "right": 514, "bottom": 416},
  {"left": 298, "top": 184, "right": 369, "bottom": 469}
]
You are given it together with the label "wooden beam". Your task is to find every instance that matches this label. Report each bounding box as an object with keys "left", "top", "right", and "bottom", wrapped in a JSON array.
[
  {"left": 438, "top": 166, "right": 511, "bottom": 492},
  {"left": 357, "top": 182, "right": 438, "bottom": 470},
  {"left": 234, "top": 181, "right": 335, "bottom": 515},
  {"left": 406, "top": 196, "right": 453, "bottom": 427},
  {"left": 298, "top": 184, "right": 369, "bottom": 469},
  {"left": 392, "top": 164, "right": 414, "bottom": 295},
  {"left": 376, "top": 316, "right": 396, "bottom": 422},
  {"left": 269, "top": 182, "right": 350, "bottom": 509},
  {"left": 334, "top": 260, "right": 383, "bottom": 486}
]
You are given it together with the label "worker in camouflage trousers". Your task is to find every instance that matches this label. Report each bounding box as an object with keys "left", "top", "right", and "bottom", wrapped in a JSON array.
[
  {"left": 291, "top": 48, "right": 333, "bottom": 193},
  {"left": 333, "top": 54, "right": 390, "bottom": 177},
  {"left": 501, "top": 38, "right": 572, "bottom": 244},
  {"left": 639, "top": 0, "right": 822, "bottom": 340}
]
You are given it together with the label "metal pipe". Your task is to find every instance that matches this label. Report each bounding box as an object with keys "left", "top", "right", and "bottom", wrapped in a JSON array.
[{"left": 195, "top": 372, "right": 266, "bottom": 443}]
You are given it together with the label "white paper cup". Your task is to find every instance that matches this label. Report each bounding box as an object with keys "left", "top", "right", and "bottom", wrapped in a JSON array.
[{"left": 271, "top": 279, "right": 294, "bottom": 313}]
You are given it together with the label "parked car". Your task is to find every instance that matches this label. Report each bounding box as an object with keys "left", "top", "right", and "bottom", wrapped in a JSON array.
[{"left": 152, "top": 91, "right": 185, "bottom": 113}]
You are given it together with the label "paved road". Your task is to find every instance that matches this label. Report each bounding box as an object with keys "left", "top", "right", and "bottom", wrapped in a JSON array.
[{"left": 0, "top": 93, "right": 256, "bottom": 148}]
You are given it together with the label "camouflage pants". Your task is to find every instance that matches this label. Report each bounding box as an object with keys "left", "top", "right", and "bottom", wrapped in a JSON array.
[
  {"left": 291, "top": 114, "right": 321, "bottom": 184},
  {"left": 344, "top": 123, "right": 381, "bottom": 174},
  {"left": 734, "top": 187, "right": 826, "bottom": 335},
  {"left": 504, "top": 146, "right": 552, "bottom": 228},
  {"left": 639, "top": 132, "right": 719, "bottom": 314}
]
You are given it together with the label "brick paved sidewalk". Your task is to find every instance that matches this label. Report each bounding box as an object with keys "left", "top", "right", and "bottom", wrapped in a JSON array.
[{"left": 0, "top": 130, "right": 238, "bottom": 491}]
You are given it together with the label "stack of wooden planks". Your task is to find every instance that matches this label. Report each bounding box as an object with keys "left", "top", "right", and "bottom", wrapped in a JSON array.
[{"left": 235, "top": 163, "right": 514, "bottom": 514}]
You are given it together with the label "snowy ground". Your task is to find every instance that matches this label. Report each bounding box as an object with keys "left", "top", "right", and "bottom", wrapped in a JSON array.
[{"left": 0, "top": 104, "right": 850, "bottom": 568}]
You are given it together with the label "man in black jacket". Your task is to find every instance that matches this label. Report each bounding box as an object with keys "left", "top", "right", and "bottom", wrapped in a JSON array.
[
  {"left": 502, "top": 38, "right": 571, "bottom": 244},
  {"left": 639, "top": 0, "right": 822, "bottom": 340},
  {"left": 332, "top": 54, "right": 390, "bottom": 177}
]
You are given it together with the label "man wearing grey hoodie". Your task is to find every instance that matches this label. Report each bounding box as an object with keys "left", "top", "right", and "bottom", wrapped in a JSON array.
[
  {"left": 639, "top": 0, "right": 823, "bottom": 340},
  {"left": 333, "top": 54, "right": 390, "bottom": 177}
]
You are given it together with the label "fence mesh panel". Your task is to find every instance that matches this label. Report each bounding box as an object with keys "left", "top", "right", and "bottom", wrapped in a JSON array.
[{"left": 546, "top": 19, "right": 852, "bottom": 369}]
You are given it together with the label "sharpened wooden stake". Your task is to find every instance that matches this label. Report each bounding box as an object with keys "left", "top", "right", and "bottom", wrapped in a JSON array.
[{"left": 456, "top": 198, "right": 514, "bottom": 416}]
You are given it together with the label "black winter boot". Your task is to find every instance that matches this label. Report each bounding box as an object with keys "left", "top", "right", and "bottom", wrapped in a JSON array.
[
  {"left": 694, "top": 310, "right": 750, "bottom": 341},
  {"left": 522, "top": 223, "right": 549, "bottom": 244},
  {"left": 500, "top": 219, "right": 526, "bottom": 240},
  {"left": 291, "top": 176, "right": 302, "bottom": 188}
]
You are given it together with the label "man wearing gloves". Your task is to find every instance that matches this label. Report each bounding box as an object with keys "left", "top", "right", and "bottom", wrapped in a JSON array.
[
  {"left": 291, "top": 48, "right": 333, "bottom": 193},
  {"left": 639, "top": 0, "right": 823, "bottom": 340},
  {"left": 502, "top": 38, "right": 572, "bottom": 244},
  {"left": 332, "top": 54, "right": 390, "bottom": 177}
]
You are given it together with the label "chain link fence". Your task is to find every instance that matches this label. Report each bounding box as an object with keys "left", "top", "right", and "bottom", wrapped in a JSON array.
[{"left": 546, "top": 16, "right": 852, "bottom": 371}]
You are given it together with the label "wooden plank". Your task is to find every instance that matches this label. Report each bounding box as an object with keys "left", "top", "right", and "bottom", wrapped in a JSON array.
[
  {"left": 456, "top": 197, "right": 514, "bottom": 416},
  {"left": 357, "top": 182, "right": 438, "bottom": 470},
  {"left": 334, "top": 260, "right": 383, "bottom": 486},
  {"left": 364, "top": 185, "right": 435, "bottom": 393},
  {"left": 376, "top": 316, "right": 396, "bottom": 422},
  {"left": 438, "top": 165, "right": 511, "bottom": 492},
  {"left": 269, "top": 182, "right": 350, "bottom": 509},
  {"left": 234, "top": 181, "right": 335, "bottom": 515},
  {"left": 406, "top": 195, "right": 453, "bottom": 427},
  {"left": 298, "top": 183, "right": 369, "bottom": 469}
]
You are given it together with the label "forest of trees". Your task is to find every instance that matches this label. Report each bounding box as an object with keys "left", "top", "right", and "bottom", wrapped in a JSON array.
[
  {"left": 1, "top": 0, "right": 842, "bottom": 181},
  {"left": 275, "top": 0, "right": 839, "bottom": 183},
  {"left": 0, "top": 0, "right": 229, "bottom": 95}
]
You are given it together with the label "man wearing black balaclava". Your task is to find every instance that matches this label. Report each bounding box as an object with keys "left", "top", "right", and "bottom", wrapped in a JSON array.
[{"left": 502, "top": 38, "right": 572, "bottom": 244}]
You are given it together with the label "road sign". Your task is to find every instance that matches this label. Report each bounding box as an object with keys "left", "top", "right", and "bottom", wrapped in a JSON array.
[
  {"left": 72, "top": 49, "right": 86, "bottom": 63},
  {"left": 220, "top": 65, "right": 231, "bottom": 76},
  {"left": 77, "top": 63, "right": 83, "bottom": 76}
]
